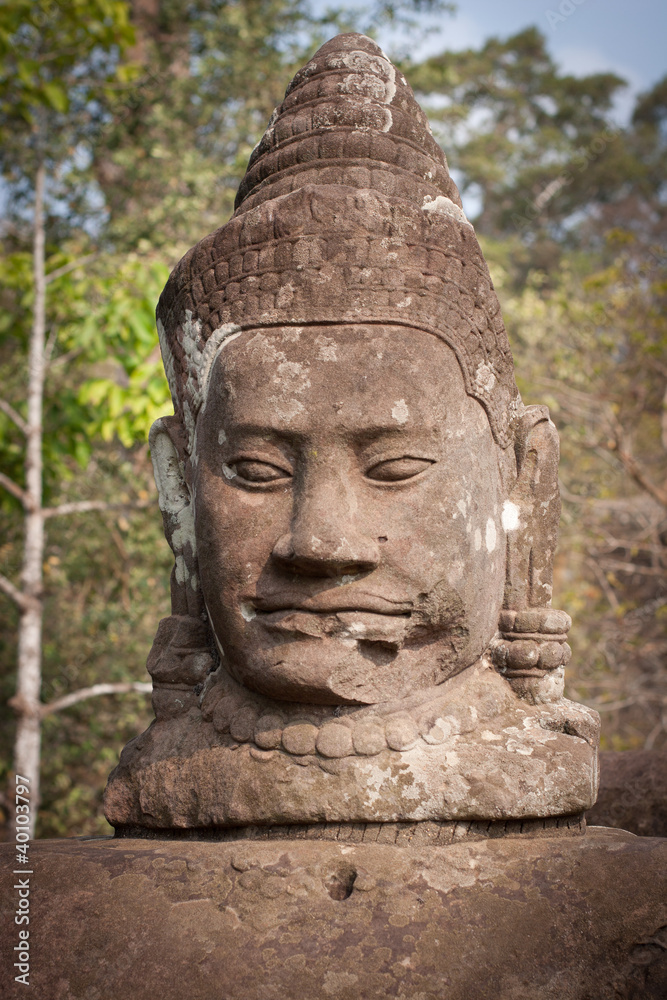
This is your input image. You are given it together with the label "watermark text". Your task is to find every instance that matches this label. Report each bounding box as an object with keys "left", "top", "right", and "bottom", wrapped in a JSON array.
[{"left": 13, "top": 775, "right": 32, "bottom": 987}]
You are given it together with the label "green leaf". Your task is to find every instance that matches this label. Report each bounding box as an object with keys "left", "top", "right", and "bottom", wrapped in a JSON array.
[{"left": 41, "top": 81, "right": 69, "bottom": 113}]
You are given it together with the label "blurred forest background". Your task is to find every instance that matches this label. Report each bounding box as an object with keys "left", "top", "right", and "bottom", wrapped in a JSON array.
[{"left": 0, "top": 0, "right": 665, "bottom": 838}]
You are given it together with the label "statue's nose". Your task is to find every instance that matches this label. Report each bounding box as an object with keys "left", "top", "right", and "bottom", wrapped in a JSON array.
[
  {"left": 271, "top": 475, "right": 380, "bottom": 578},
  {"left": 271, "top": 531, "right": 380, "bottom": 577}
]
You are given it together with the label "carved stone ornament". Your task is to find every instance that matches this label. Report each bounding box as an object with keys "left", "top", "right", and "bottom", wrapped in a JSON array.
[{"left": 104, "top": 32, "right": 600, "bottom": 836}]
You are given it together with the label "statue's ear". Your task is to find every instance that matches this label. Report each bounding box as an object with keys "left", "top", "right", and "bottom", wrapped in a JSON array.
[
  {"left": 149, "top": 416, "right": 202, "bottom": 617},
  {"left": 504, "top": 404, "right": 561, "bottom": 610}
]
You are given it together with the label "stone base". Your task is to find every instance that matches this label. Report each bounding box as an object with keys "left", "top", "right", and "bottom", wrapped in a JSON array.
[{"left": 2, "top": 827, "right": 666, "bottom": 999}]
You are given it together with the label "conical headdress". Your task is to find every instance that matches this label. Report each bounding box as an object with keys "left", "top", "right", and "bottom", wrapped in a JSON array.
[{"left": 157, "top": 33, "right": 519, "bottom": 449}]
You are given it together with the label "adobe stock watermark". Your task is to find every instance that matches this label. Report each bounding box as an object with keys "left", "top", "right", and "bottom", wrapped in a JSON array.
[
  {"left": 546, "top": 0, "right": 588, "bottom": 30},
  {"left": 512, "top": 124, "right": 621, "bottom": 234},
  {"left": 13, "top": 775, "right": 33, "bottom": 987}
]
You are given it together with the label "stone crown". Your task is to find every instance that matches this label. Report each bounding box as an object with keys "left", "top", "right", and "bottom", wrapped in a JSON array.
[{"left": 156, "top": 33, "right": 520, "bottom": 449}]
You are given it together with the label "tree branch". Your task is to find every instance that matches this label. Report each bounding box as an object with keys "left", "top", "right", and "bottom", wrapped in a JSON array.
[
  {"left": 41, "top": 681, "right": 152, "bottom": 716},
  {"left": 44, "top": 323, "right": 58, "bottom": 363},
  {"left": 585, "top": 557, "right": 620, "bottom": 611},
  {"left": 559, "top": 481, "right": 649, "bottom": 511},
  {"left": 45, "top": 253, "right": 98, "bottom": 286},
  {"left": 616, "top": 446, "right": 667, "bottom": 509},
  {"left": 0, "top": 471, "right": 30, "bottom": 507},
  {"left": 0, "top": 573, "right": 31, "bottom": 612},
  {"left": 42, "top": 498, "right": 152, "bottom": 519},
  {"left": 588, "top": 697, "right": 638, "bottom": 713},
  {"left": 598, "top": 559, "right": 666, "bottom": 578},
  {"left": 535, "top": 375, "right": 599, "bottom": 406},
  {"left": 47, "top": 346, "right": 83, "bottom": 369},
  {"left": 603, "top": 409, "right": 667, "bottom": 509},
  {"left": 0, "top": 398, "right": 28, "bottom": 435}
]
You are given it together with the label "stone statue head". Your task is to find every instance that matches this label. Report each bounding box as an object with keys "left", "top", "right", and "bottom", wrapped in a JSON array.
[{"left": 105, "top": 34, "right": 599, "bottom": 834}]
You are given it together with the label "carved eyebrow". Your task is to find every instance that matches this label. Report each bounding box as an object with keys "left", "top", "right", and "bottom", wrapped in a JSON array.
[
  {"left": 352, "top": 423, "right": 440, "bottom": 444},
  {"left": 355, "top": 424, "right": 413, "bottom": 437},
  {"left": 221, "top": 422, "right": 437, "bottom": 444},
  {"left": 217, "top": 422, "right": 307, "bottom": 445}
]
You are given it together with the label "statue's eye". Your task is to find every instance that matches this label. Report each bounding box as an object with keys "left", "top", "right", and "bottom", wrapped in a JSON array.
[
  {"left": 366, "top": 457, "right": 434, "bottom": 482},
  {"left": 233, "top": 460, "right": 291, "bottom": 483}
]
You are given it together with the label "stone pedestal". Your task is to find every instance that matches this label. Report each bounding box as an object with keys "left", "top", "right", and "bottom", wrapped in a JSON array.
[{"left": 2, "top": 827, "right": 665, "bottom": 999}]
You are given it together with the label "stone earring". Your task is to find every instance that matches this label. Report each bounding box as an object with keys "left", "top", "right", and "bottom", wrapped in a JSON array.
[
  {"left": 489, "top": 608, "right": 572, "bottom": 705},
  {"left": 147, "top": 614, "right": 217, "bottom": 720}
]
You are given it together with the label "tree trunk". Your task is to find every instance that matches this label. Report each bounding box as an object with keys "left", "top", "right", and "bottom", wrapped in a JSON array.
[{"left": 13, "top": 159, "right": 46, "bottom": 838}]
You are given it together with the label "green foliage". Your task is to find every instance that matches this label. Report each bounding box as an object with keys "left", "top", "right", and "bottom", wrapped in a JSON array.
[
  {"left": 0, "top": 251, "right": 171, "bottom": 500},
  {"left": 69, "top": 257, "right": 172, "bottom": 447},
  {"left": 0, "top": 0, "right": 134, "bottom": 125},
  {"left": 0, "top": 0, "right": 138, "bottom": 245}
]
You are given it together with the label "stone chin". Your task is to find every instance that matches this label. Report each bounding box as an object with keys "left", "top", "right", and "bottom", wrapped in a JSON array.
[{"left": 209, "top": 609, "right": 474, "bottom": 707}]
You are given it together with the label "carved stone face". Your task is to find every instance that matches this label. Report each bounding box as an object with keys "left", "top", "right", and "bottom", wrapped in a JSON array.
[{"left": 192, "top": 324, "right": 507, "bottom": 705}]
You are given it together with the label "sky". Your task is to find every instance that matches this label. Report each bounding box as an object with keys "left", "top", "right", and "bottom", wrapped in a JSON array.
[{"left": 377, "top": 0, "right": 667, "bottom": 121}]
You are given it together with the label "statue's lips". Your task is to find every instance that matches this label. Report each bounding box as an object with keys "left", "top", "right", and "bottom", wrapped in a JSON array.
[
  {"left": 248, "top": 598, "right": 413, "bottom": 644},
  {"left": 250, "top": 593, "right": 414, "bottom": 616}
]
